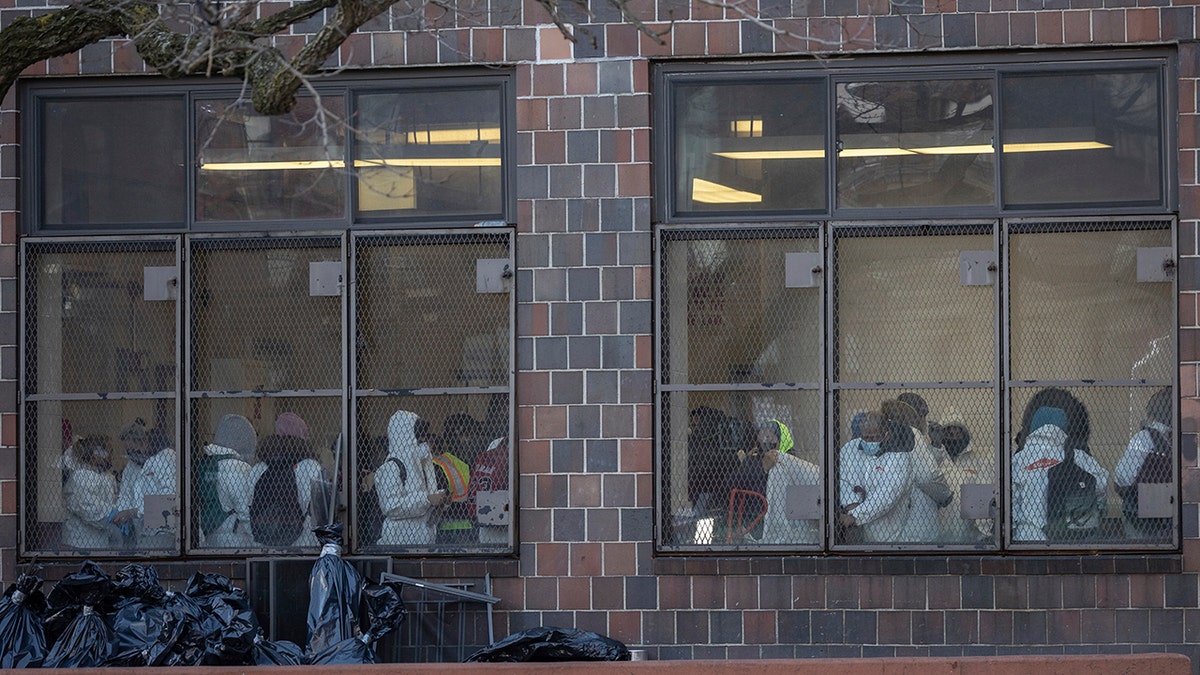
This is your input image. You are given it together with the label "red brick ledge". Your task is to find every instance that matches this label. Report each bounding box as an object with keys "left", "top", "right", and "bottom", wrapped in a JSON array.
[{"left": 8, "top": 653, "right": 1190, "bottom": 674}]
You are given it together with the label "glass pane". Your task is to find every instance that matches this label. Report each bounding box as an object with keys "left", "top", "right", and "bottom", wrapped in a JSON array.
[
  {"left": 660, "top": 389, "right": 823, "bottom": 550},
  {"left": 190, "top": 238, "right": 343, "bottom": 392},
  {"left": 834, "top": 388, "right": 998, "bottom": 548},
  {"left": 25, "top": 400, "right": 179, "bottom": 555},
  {"left": 355, "top": 393, "right": 511, "bottom": 552},
  {"left": 355, "top": 233, "right": 510, "bottom": 390},
  {"left": 673, "top": 80, "right": 827, "bottom": 214},
  {"left": 189, "top": 397, "right": 342, "bottom": 552},
  {"left": 1001, "top": 69, "right": 1163, "bottom": 207},
  {"left": 836, "top": 79, "right": 995, "bottom": 209},
  {"left": 196, "top": 97, "right": 346, "bottom": 221},
  {"left": 1008, "top": 224, "right": 1173, "bottom": 382},
  {"left": 24, "top": 241, "right": 177, "bottom": 395},
  {"left": 41, "top": 97, "right": 185, "bottom": 226},
  {"left": 355, "top": 88, "right": 504, "bottom": 219},
  {"left": 659, "top": 229, "right": 821, "bottom": 385},
  {"left": 833, "top": 226, "right": 996, "bottom": 383},
  {"left": 1009, "top": 385, "right": 1174, "bottom": 547}
]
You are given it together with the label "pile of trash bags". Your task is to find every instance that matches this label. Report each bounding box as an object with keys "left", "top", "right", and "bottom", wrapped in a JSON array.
[{"left": 0, "top": 523, "right": 406, "bottom": 668}]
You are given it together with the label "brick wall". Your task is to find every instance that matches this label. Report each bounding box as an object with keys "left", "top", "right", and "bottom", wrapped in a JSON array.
[{"left": 2, "top": 0, "right": 1200, "bottom": 665}]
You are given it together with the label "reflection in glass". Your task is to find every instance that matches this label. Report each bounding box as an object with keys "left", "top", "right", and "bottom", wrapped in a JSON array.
[
  {"left": 673, "top": 80, "right": 827, "bottom": 214},
  {"left": 355, "top": 88, "right": 504, "bottom": 219},
  {"left": 836, "top": 79, "right": 995, "bottom": 208},
  {"left": 41, "top": 97, "right": 186, "bottom": 226},
  {"left": 196, "top": 97, "right": 346, "bottom": 221},
  {"left": 1002, "top": 70, "right": 1163, "bottom": 207}
]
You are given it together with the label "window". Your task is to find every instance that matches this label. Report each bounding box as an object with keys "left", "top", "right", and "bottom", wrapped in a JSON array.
[
  {"left": 655, "top": 54, "right": 1177, "bottom": 553},
  {"left": 25, "top": 73, "right": 515, "bottom": 232},
  {"left": 20, "top": 73, "right": 515, "bottom": 558}
]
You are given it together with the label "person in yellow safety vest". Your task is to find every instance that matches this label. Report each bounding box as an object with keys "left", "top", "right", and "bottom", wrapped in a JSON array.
[{"left": 431, "top": 451, "right": 472, "bottom": 544}]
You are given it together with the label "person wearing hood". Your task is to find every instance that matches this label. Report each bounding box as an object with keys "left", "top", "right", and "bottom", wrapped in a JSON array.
[
  {"left": 274, "top": 412, "right": 330, "bottom": 548},
  {"left": 1011, "top": 388, "right": 1109, "bottom": 541},
  {"left": 112, "top": 418, "right": 178, "bottom": 550},
  {"left": 61, "top": 434, "right": 117, "bottom": 551},
  {"left": 935, "top": 415, "right": 996, "bottom": 543},
  {"left": 756, "top": 420, "right": 821, "bottom": 545},
  {"left": 838, "top": 412, "right": 915, "bottom": 543},
  {"left": 883, "top": 398, "right": 953, "bottom": 543},
  {"left": 199, "top": 414, "right": 257, "bottom": 548},
  {"left": 1114, "top": 387, "right": 1173, "bottom": 539},
  {"left": 375, "top": 410, "right": 445, "bottom": 546}
]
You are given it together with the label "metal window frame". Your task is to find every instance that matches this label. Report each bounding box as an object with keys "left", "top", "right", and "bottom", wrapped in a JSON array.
[
  {"left": 20, "top": 70, "right": 518, "bottom": 236},
  {"left": 654, "top": 222, "right": 827, "bottom": 554},
  {"left": 348, "top": 227, "right": 516, "bottom": 555},
  {"left": 184, "top": 231, "right": 350, "bottom": 556},
  {"left": 1000, "top": 215, "right": 1179, "bottom": 552},
  {"left": 654, "top": 49, "right": 1175, "bottom": 224},
  {"left": 19, "top": 235, "right": 184, "bottom": 558}
]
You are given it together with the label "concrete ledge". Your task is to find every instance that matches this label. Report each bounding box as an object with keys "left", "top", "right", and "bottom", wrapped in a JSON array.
[{"left": 9, "top": 653, "right": 1190, "bottom": 674}]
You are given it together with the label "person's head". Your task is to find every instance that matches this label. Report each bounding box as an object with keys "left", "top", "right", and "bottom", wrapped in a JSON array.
[
  {"left": 213, "top": 414, "right": 256, "bottom": 458},
  {"left": 119, "top": 418, "right": 150, "bottom": 463},
  {"left": 1017, "top": 387, "right": 1090, "bottom": 452},
  {"left": 898, "top": 392, "right": 929, "bottom": 422},
  {"left": 857, "top": 411, "right": 889, "bottom": 456},
  {"left": 74, "top": 434, "right": 113, "bottom": 471},
  {"left": 882, "top": 398, "right": 925, "bottom": 434},
  {"left": 274, "top": 412, "right": 310, "bottom": 442},
  {"left": 443, "top": 413, "right": 484, "bottom": 458},
  {"left": 757, "top": 420, "right": 793, "bottom": 471},
  {"left": 257, "top": 433, "right": 309, "bottom": 468},
  {"left": 1147, "top": 387, "right": 1172, "bottom": 426},
  {"left": 941, "top": 423, "right": 972, "bottom": 459}
]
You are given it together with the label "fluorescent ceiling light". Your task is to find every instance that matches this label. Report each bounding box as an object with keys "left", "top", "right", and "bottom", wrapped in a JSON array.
[
  {"left": 1002, "top": 141, "right": 1111, "bottom": 153},
  {"left": 200, "top": 157, "right": 501, "bottom": 171},
  {"left": 714, "top": 149, "right": 825, "bottom": 160},
  {"left": 711, "top": 141, "right": 1110, "bottom": 160},
  {"left": 692, "top": 178, "right": 762, "bottom": 204},
  {"left": 405, "top": 127, "right": 501, "bottom": 144}
]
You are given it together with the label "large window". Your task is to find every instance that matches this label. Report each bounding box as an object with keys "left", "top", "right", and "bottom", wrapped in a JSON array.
[
  {"left": 25, "top": 73, "right": 515, "bottom": 233},
  {"left": 20, "top": 73, "right": 516, "bottom": 558},
  {"left": 656, "top": 54, "right": 1177, "bottom": 553}
]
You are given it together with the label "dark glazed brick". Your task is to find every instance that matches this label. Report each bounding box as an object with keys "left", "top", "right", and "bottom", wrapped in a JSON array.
[
  {"left": 875, "top": 15, "right": 909, "bottom": 48},
  {"left": 568, "top": 267, "right": 601, "bottom": 302},
  {"left": 942, "top": 13, "right": 977, "bottom": 47},
  {"left": 845, "top": 611, "right": 878, "bottom": 643},
  {"left": 643, "top": 610, "right": 677, "bottom": 644},
  {"left": 1013, "top": 611, "right": 1047, "bottom": 643},
  {"left": 962, "top": 576, "right": 994, "bottom": 608},
  {"left": 550, "top": 302, "right": 584, "bottom": 336},
  {"left": 912, "top": 558, "right": 949, "bottom": 575},
  {"left": 1046, "top": 609, "right": 1081, "bottom": 643},
  {"left": 945, "top": 610, "right": 979, "bottom": 644},
  {"left": 551, "top": 438, "right": 584, "bottom": 470},
  {"left": 894, "top": 577, "right": 927, "bottom": 610},
  {"left": 566, "top": 198, "right": 601, "bottom": 231},
  {"left": 568, "top": 335, "right": 602, "bottom": 369},
  {"left": 811, "top": 610, "right": 844, "bottom": 644},
  {"left": 601, "top": 335, "right": 635, "bottom": 369},
  {"left": 1080, "top": 608, "right": 1116, "bottom": 642},
  {"left": 994, "top": 576, "right": 1027, "bottom": 609},
  {"left": 574, "top": 26, "right": 605, "bottom": 58},
  {"left": 1165, "top": 573, "right": 1198, "bottom": 607},
  {"left": 1027, "top": 576, "right": 1063, "bottom": 609},
  {"left": 1115, "top": 609, "right": 1151, "bottom": 643},
  {"left": 585, "top": 233, "right": 619, "bottom": 266},
  {"left": 625, "top": 575, "right": 658, "bottom": 610},
  {"left": 585, "top": 370, "right": 619, "bottom": 404},
  {"left": 711, "top": 611, "right": 744, "bottom": 644},
  {"left": 877, "top": 611, "right": 911, "bottom": 643},
  {"left": 778, "top": 610, "right": 812, "bottom": 642},
  {"left": 535, "top": 336, "right": 568, "bottom": 369},
  {"left": 912, "top": 611, "right": 945, "bottom": 644},
  {"left": 978, "top": 610, "right": 1014, "bottom": 644},
  {"left": 587, "top": 439, "right": 619, "bottom": 473},
  {"left": 677, "top": 610, "right": 710, "bottom": 644},
  {"left": 927, "top": 576, "right": 960, "bottom": 609},
  {"left": 760, "top": 575, "right": 792, "bottom": 609},
  {"left": 741, "top": 20, "right": 774, "bottom": 53},
  {"left": 552, "top": 508, "right": 585, "bottom": 541},
  {"left": 826, "top": 575, "right": 860, "bottom": 609},
  {"left": 620, "top": 507, "right": 652, "bottom": 540},
  {"left": 1150, "top": 608, "right": 1185, "bottom": 643},
  {"left": 568, "top": 405, "right": 601, "bottom": 437}
]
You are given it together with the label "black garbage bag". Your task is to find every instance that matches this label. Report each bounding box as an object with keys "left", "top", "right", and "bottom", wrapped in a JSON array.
[
  {"left": 466, "top": 626, "right": 631, "bottom": 662},
  {"left": 201, "top": 600, "right": 259, "bottom": 665},
  {"left": 111, "top": 564, "right": 167, "bottom": 606},
  {"left": 251, "top": 634, "right": 307, "bottom": 666},
  {"left": 185, "top": 572, "right": 252, "bottom": 613},
  {"left": 105, "top": 565, "right": 174, "bottom": 667},
  {"left": 43, "top": 561, "right": 117, "bottom": 668},
  {"left": 43, "top": 605, "right": 113, "bottom": 668},
  {"left": 0, "top": 570, "right": 48, "bottom": 668},
  {"left": 126, "top": 589, "right": 219, "bottom": 667},
  {"left": 306, "top": 523, "right": 364, "bottom": 654},
  {"left": 309, "top": 581, "right": 407, "bottom": 666}
]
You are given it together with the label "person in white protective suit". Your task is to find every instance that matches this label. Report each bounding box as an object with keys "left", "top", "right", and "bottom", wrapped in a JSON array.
[
  {"left": 61, "top": 435, "right": 118, "bottom": 551},
  {"left": 1011, "top": 388, "right": 1109, "bottom": 542},
  {"left": 201, "top": 414, "right": 258, "bottom": 548},
  {"left": 882, "top": 398, "right": 953, "bottom": 543},
  {"left": 838, "top": 411, "right": 915, "bottom": 543},
  {"left": 112, "top": 419, "right": 178, "bottom": 550},
  {"left": 935, "top": 415, "right": 996, "bottom": 543},
  {"left": 1114, "top": 387, "right": 1173, "bottom": 539},
  {"left": 756, "top": 419, "right": 821, "bottom": 545},
  {"left": 375, "top": 410, "right": 446, "bottom": 547},
  {"left": 274, "top": 412, "right": 330, "bottom": 548}
]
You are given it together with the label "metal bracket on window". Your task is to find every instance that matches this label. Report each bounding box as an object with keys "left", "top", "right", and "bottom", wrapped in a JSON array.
[
  {"left": 309, "top": 261, "right": 343, "bottom": 297},
  {"left": 143, "top": 266, "right": 178, "bottom": 301},
  {"left": 785, "top": 483, "right": 821, "bottom": 520},
  {"left": 959, "top": 251, "right": 996, "bottom": 286},
  {"left": 1137, "top": 247, "right": 1174, "bottom": 282},
  {"left": 1138, "top": 482, "right": 1175, "bottom": 519},
  {"left": 784, "top": 252, "right": 822, "bottom": 288},
  {"left": 476, "top": 259, "right": 511, "bottom": 293},
  {"left": 959, "top": 483, "right": 995, "bottom": 519}
]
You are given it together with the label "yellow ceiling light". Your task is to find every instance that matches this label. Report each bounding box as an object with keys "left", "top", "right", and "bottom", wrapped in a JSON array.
[
  {"left": 200, "top": 160, "right": 345, "bottom": 171},
  {"left": 200, "top": 157, "right": 502, "bottom": 171},
  {"left": 1003, "top": 141, "right": 1111, "bottom": 153},
  {"left": 729, "top": 118, "right": 762, "bottom": 138},
  {"left": 710, "top": 140, "right": 1110, "bottom": 160},
  {"left": 714, "top": 149, "right": 825, "bottom": 160},
  {"left": 406, "top": 127, "right": 502, "bottom": 144},
  {"left": 356, "top": 158, "right": 502, "bottom": 167},
  {"left": 691, "top": 178, "right": 762, "bottom": 204}
]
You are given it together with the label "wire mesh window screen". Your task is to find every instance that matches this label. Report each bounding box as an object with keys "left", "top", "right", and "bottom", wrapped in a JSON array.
[
  {"left": 1007, "top": 221, "right": 1174, "bottom": 382},
  {"left": 22, "top": 239, "right": 181, "bottom": 556},
  {"left": 189, "top": 237, "right": 344, "bottom": 393},
  {"left": 832, "top": 388, "right": 998, "bottom": 549},
  {"left": 354, "top": 232, "right": 511, "bottom": 391},
  {"left": 354, "top": 394, "right": 511, "bottom": 553},
  {"left": 832, "top": 223, "right": 996, "bottom": 384},
  {"left": 352, "top": 231, "right": 512, "bottom": 553},
  {"left": 659, "top": 228, "right": 822, "bottom": 385},
  {"left": 189, "top": 397, "right": 342, "bottom": 552},
  {"left": 1008, "top": 384, "right": 1175, "bottom": 547}
]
